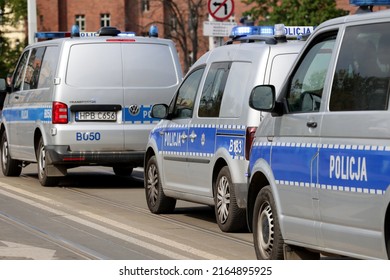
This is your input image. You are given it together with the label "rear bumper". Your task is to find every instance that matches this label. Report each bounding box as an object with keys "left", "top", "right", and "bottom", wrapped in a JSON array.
[{"left": 45, "top": 145, "right": 144, "bottom": 167}]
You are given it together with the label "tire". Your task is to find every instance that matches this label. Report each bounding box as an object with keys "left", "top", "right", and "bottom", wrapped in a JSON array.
[
  {"left": 214, "top": 166, "right": 247, "bottom": 232},
  {"left": 0, "top": 132, "right": 22, "bottom": 176},
  {"left": 113, "top": 166, "right": 133, "bottom": 176},
  {"left": 253, "top": 185, "right": 284, "bottom": 260},
  {"left": 37, "top": 137, "right": 59, "bottom": 187},
  {"left": 145, "top": 156, "right": 176, "bottom": 213}
]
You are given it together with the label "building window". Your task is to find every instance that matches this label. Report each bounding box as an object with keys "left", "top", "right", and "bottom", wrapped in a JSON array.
[
  {"left": 170, "top": 16, "right": 177, "bottom": 32},
  {"left": 100, "top": 13, "right": 110, "bottom": 27},
  {"left": 142, "top": 0, "right": 150, "bottom": 12},
  {"left": 75, "top": 14, "right": 86, "bottom": 31}
]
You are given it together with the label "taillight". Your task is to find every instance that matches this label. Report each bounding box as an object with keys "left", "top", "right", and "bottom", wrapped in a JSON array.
[
  {"left": 52, "top": 102, "right": 68, "bottom": 124},
  {"left": 245, "top": 127, "right": 257, "bottom": 160}
]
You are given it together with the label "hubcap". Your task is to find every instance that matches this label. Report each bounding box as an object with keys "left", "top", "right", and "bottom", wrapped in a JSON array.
[
  {"left": 216, "top": 176, "right": 230, "bottom": 224},
  {"left": 2, "top": 139, "right": 8, "bottom": 170},
  {"left": 38, "top": 146, "right": 46, "bottom": 179},
  {"left": 147, "top": 164, "right": 158, "bottom": 206},
  {"left": 257, "top": 202, "right": 274, "bottom": 258}
]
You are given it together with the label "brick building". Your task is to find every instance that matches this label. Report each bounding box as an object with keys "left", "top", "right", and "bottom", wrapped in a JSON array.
[{"left": 35, "top": 0, "right": 387, "bottom": 71}]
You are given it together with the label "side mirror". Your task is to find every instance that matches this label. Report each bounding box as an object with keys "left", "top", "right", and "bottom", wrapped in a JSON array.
[
  {"left": 249, "top": 85, "right": 276, "bottom": 112},
  {"left": 151, "top": 104, "right": 169, "bottom": 119}
]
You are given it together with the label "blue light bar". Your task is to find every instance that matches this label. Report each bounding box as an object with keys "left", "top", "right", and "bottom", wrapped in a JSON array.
[
  {"left": 71, "top": 25, "right": 80, "bottom": 37},
  {"left": 118, "top": 32, "right": 136, "bottom": 37},
  {"left": 35, "top": 32, "right": 70, "bottom": 39},
  {"left": 231, "top": 26, "right": 274, "bottom": 37},
  {"left": 350, "top": 0, "right": 390, "bottom": 5},
  {"left": 149, "top": 25, "right": 158, "bottom": 37},
  {"left": 230, "top": 25, "right": 315, "bottom": 38}
]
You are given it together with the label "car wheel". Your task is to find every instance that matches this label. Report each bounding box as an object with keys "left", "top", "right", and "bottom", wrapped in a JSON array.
[
  {"left": 113, "top": 166, "right": 133, "bottom": 176},
  {"left": 253, "top": 185, "right": 284, "bottom": 260},
  {"left": 37, "top": 137, "right": 59, "bottom": 187},
  {"left": 0, "top": 132, "right": 22, "bottom": 176},
  {"left": 145, "top": 155, "right": 176, "bottom": 213},
  {"left": 214, "top": 166, "right": 246, "bottom": 232}
]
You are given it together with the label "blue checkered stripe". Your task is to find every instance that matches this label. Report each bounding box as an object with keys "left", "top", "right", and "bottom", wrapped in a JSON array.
[
  {"left": 2, "top": 105, "right": 52, "bottom": 123},
  {"left": 251, "top": 141, "right": 389, "bottom": 195},
  {"left": 123, "top": 105, "right": 160, "bottom": 124},
  {"left": 153, "top": 123, "right": 247, "bottom": 160}
]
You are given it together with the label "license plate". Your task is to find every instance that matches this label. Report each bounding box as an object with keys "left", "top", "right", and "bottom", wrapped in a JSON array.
[{"left": 76, "top": 111, "right": 117, "bottom": 121}]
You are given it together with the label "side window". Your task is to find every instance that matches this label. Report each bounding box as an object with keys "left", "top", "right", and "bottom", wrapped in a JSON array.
[
  {"left": 330, "top": 23, "right": 390, "bottom": 111},
  {"left": 24, "top": 47, "right": 46, "bottom": 90},
  {"left": 286, "top": 34, "right": 336, "bottom": 113},
  {"left": 198, "top": 62, "right": 230, "bottom": 117},
  {"left": 38, "top": 46, "right": 59, "bottom": 89},
  {"left": 173, "top": 67, "right": 204, "bottom": 119},
  {"left": 13, "top": 51, "right": 29, "bottom": 92}
]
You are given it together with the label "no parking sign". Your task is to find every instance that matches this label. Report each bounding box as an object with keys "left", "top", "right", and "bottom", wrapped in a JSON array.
[{"left": 208, "top": 0, "right": 234, "bottom": 21}]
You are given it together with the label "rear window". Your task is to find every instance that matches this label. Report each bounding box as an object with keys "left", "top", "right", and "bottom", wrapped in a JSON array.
[
  {"left": 66, "top": 42, "right": 178, "bottom": 88},
  {"left": 67, "top": 44, "right": 122, "bottom": 87},
  {"left": 122, "top": 43, "right": 179, "bottom": 87}
]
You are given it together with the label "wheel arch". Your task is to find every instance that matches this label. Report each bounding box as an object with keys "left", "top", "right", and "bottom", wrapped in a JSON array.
[
  {"left": 385, "top": 202, "right": 390, "bottom": 259},
  {"left": 0, "top": 123, "right": 5, "bottom": 139},
  {"left": 212, "top": 157, "right": 227, "bottom": 197},
  {"left": 33, "top": 128, "right": 43, "bottom": 158},
  {"left": 247, "top": 170, "right": 270, "bottom": 232},
  {"left": 145, "top": 147, "right": 156, "bottom": 165}
]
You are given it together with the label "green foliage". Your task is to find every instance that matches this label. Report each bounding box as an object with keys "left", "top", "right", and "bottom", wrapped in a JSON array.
[
  {"left": 242, "top": 0, "right": 349, "bottom": 26},
  {"left": 0, "top": 0, "right": 27, "bottom": 77}
]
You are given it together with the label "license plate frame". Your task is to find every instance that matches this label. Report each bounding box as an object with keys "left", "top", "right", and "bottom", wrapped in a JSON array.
[{"left": 75, "top": 111, "right": 117, "bottom": 122}]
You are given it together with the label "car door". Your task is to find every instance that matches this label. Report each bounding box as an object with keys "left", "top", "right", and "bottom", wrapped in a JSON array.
[
  {"left": 269, "top": 31, "right": 337, "bottom": 246},
  {"left": 2, "top": 49, "right": 30, "bottom": 160},
  {"left": 318, "top": 22, "right": 390, "bottom": 258},
  {"left": 160, "top": 67, "right": 205, "bottom": 192},
  {"left": 186, "top": 62, "right": 231, "bottom": 198}
]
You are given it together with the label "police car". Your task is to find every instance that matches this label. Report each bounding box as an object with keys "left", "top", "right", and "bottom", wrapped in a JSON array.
[
  {"left": 144, "top": 24, "right": 310, "bottom": 232},
  {"left": 0, "top": 26, "right": 183, "bottom": 186},
  {"left": 248, "top": 5, "right": 390, "bottom": 259}
]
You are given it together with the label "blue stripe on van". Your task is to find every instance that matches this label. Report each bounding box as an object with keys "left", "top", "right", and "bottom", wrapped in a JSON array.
[
  {"left": 250, "top": 141, "right": 389, "bottom": 195},
  {"left": 2, "top": 106, "right": 52, "bottom": 122}
]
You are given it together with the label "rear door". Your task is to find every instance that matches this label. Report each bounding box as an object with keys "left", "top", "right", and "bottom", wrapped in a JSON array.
[
  {"left": 122, "top": 42, "right": 182, "bottom": 152},
  {"left": 62, "top": 42, "right": 124, "bottom": 151}
]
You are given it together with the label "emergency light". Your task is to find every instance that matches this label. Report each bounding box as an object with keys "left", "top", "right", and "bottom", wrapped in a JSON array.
[
  {"left": 35, "top": 24, "right": 160, "bottom": 41},
  {"left": 350, "top": 0, "right": 390, "bottom": 5},
  {"left": 230, "top": 24, "right": 315, "bottom": 38},
  {"left": 35, "top": 31, "right": 71, "bottom": 39},
  {"left": 149, "top": 25, "right": 158, "bottom": 37}
]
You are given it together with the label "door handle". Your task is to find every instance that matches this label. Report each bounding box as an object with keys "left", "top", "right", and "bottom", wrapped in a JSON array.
[{"left": 307, "top": 121, "right": 317, "bottom": 128}]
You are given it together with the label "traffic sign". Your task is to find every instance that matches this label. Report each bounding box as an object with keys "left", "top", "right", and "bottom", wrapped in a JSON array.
[
  {"left": 208, "top": 0, "right": 234, "bottom": 21},
  {"left": 203, "top": 21, "right": 237, "bottom": 37}
]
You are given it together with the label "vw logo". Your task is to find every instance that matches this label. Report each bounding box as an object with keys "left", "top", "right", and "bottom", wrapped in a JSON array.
[{"left": 129, "top": 104, "right": 140, "bottom": 116}]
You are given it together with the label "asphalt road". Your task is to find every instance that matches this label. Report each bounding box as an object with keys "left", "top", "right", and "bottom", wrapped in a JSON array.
[{"left": 0, "top": 165, "right": 256, "bottom": 260}]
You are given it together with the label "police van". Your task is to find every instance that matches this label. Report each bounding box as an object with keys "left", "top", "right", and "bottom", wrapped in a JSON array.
[
  {"left": 248, "top": 7, "right": 390, "bottom": 259},
  {"left": 144, "top": 24, "right": 310, "bottom": 232},
  {"left": 0, "top": 26, "right": 183, "bottom": 186}
]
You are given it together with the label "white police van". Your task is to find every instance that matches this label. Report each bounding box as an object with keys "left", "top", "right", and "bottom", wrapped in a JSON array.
[
  {"left": 248, "top": 5, "right": 390, "bottom": 259},
  {"left": 144, "top": 24, "right": 310, "bottom": 232},
  {"left": 0, "top": 26, "right": 183, "bottom": 186}
]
